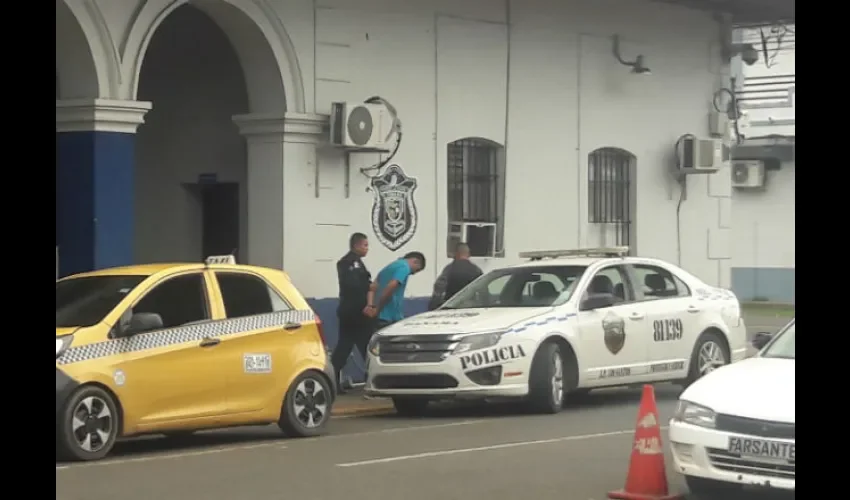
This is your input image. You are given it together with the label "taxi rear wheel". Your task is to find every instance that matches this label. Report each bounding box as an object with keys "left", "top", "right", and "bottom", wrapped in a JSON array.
[
  {"left": 57, "top": 385, "right": 120, "bottom": 462},
  {"left": 278, "top": 371, "right": 332, "bottom": 438},
  {"left": 527, "top": 342, "right": 565, "bottom": 414}
]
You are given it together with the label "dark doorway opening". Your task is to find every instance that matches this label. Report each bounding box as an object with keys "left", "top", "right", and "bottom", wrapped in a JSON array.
[{"left": 199, "top": 183, "right": 240, "bottom": 260}]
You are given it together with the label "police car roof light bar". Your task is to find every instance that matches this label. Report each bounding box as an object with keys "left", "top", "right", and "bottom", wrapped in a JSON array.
[
  {"left": 205, "top": 255, "right": 237, "bottom": 266},
  {"left": 519, "top": 247, "right": 630, "bottom": 261}
]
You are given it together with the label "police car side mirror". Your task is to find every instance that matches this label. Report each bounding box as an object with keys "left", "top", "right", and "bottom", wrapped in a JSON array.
[
  {"left": 580, "top": 293, "right": 616, "bottom": 311},
  {"left": 124, "top": 312, "right": 164, "bottom": 336},
  {"left": 751, "top": 331, "right": 774, "bottom": 350}
]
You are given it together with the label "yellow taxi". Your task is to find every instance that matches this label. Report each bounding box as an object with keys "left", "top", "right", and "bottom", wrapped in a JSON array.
[{"left": 55, "top": 256, "right": 336, "bottom": 461}]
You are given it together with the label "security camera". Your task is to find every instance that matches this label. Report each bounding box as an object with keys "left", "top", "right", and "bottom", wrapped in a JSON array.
[{"left": 740, "top": 45, "right": 759, "bottom": 66}]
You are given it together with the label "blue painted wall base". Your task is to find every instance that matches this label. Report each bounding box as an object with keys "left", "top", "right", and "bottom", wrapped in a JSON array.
[
  {"left": 308, "top": 297, "right": 429, "bottom": 382},
  {"left": 56, "top": 131, "right": 136, "bottom": 277},
  {"left": 731, "top": 267, "right": 795, "bottom": 304}
]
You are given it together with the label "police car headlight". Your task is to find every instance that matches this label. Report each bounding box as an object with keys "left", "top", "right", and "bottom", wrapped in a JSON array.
[
  {"left": 673, "top": 400, "right": 716, "bottom": 428},
  {"left": 56, "top": 335, "right": 73, "bottom": 359},
  {"left": 453, "top": 332, "right": 505, "bottom": 355},
  {"left": 367, "top": 336, "right": 381, "bottom": 356}
]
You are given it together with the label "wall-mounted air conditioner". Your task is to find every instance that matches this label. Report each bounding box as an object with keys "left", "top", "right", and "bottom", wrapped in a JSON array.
[
  {"left": 676, "top": 136, "right": 725, "bottom": 174},
  {"left": 448, "top": 221, "right": 498, "bottom": 257},
  {"left": 731, "top": 160, "right": 766, "bottom": 189},
  {"left": 329, "top": 102, "right": 391, "bottom": 151}
]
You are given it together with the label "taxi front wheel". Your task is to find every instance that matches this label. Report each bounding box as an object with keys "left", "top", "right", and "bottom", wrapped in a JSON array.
[
  {"left": 278, "top": 371, "right": 333, "bottom": 438},
  {"left": 57, "top": 385, "right": 120, "bottom": 462}
]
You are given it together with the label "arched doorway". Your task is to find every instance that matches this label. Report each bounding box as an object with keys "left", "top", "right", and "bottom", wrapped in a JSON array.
[
  {"left": 133, "top": 1, "right": 288, "bottom": 263},
  {"left": 55, "top": 0, "right": 100, "bottom": 100}
]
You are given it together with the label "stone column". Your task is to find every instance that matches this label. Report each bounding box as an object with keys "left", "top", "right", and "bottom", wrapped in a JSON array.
[
  {"left": 232, "top": 112, "right": 326, "bottom": 270},
  {"left": 56, "top": 99, "right": 152, "bottom": 277}
]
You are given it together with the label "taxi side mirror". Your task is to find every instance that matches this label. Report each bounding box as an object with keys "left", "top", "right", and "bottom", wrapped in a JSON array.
[{"left": 124, "top": 312, "right": 164, "bottom": 336}]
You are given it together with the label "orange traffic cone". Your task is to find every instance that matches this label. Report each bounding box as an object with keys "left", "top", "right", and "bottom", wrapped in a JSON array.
[{"left": 608, "top": 385, "right": 684, "bottom": 500}]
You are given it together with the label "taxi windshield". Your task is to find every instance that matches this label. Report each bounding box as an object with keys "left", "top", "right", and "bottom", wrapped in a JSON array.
[
  {"left": 761, "top": 320, "right": 795, "bottom": 360},
  {"left": 441, "top": 265, "right": 587, "bottom": 309},
  {"left": 56, "top": 275, "right": 146, "bottom": 328}
]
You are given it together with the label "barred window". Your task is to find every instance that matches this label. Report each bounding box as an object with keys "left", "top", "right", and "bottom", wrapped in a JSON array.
[
  {"left": 447, "top": 138, "right": 505, "bottom": 257},
  {"left": 588, "top": 147, "right": 636, "bottom": 251}
]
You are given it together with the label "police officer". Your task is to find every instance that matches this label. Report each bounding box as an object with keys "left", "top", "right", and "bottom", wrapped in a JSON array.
[
  {"left": 331, "top": 233, "right": 375, "bottom": 389},
  {"left": 428, "top": 243, "right": 482, "bottom": 310}
]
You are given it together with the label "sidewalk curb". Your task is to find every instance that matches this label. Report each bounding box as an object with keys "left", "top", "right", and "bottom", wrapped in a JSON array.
[{"left": 332, "top": 402, "right": 395, "bottom": 417}]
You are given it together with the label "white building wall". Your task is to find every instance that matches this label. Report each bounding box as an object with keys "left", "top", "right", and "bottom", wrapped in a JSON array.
[
  {"left": 59, "top": 0, "right": 735, "bottom": 306},
  {"left": 731, "top": 24, "right": 795, "bottom": 303}
]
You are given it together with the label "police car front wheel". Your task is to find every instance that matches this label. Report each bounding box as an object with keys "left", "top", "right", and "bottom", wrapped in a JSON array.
[
  {"left": 528, "top": 342, "right": 566, "bottom": 414},
  {"left": 57, "top": 385, "right": 120, "bottom": 462},
  {"left": 392, "top": 397, "right": 430, "bottom": 416}
]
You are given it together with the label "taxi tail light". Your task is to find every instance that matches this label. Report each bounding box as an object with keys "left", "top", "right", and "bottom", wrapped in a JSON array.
[{"left": 314, "top": 314, "right": 327, "bottom": 346}]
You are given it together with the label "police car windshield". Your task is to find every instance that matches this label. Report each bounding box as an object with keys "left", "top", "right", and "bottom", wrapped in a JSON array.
[
  {"left": 441, "top": 265, "right": 587, "bottom": 309},
  {"left": 761, "top": 320, "right": 795, "bottom": 360},
  {"left": 56, "top": 275, "right": 146, "bottom": 328}
]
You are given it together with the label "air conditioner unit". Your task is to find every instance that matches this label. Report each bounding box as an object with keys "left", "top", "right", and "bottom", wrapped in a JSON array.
[
  {"left": 676, "top": 136, "right": 725, "bottom": 174},
  {"left": 448, "top": 221, "right": 498, "bottom": 257},
  {"left": 731, "top": 160, "right": 766, "bottom": 189},
  {"left": 329, "top": 102, "right": 391, "bottom": 151}
]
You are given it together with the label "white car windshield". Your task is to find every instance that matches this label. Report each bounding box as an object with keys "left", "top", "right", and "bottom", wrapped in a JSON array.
[
  {"left": 761, "top": 320, "right": 795, "bottom": 360},
  {"left": 441, "top": 265, "right": 587, "bottom": 309}
]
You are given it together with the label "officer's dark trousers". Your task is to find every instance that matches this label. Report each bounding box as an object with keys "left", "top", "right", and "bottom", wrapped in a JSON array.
[{"left": 331, "top": 320, "right": 374, "bottom": 383}]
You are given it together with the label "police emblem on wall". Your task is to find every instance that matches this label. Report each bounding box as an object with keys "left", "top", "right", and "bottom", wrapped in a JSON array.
[
  {"left": 602, "top": 312, "right": 626, "bottom": 355},
  {"left": 370, "top": 164, "right": 418, "bottom": 250}
]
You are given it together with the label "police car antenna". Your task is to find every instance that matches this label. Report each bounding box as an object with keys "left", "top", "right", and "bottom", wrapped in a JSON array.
[{"left": 519, "top": 247, "right": 630, "bottom": 261}]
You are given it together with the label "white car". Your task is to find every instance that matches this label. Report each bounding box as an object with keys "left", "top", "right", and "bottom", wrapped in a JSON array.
[
  {"left": 364, "top": 247, "right": 748, "bottom": 416},
  {"left": 669, "top": 318, "right": 795, "bottom": 495}
]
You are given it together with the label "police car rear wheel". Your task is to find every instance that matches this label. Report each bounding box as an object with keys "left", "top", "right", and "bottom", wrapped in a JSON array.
[
  {"left": 57, "top": 385, "right": 119, "bottom": 461},
  {"left": 278, "top": 371, "right": 332, "bottom": 438},
  {"left": 528, "top": 342, "right": 564, "bottom": 414},
  {"left": 392, "top": 397, "right": 430, "bottom": 416}
]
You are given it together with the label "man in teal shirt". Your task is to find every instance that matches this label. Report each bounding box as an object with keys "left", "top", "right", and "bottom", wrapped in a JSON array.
[{"left": 367, "top": 251, "right": 426, "bottom": 328}]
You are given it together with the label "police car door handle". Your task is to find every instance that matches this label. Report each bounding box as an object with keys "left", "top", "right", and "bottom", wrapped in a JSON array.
[
  {"left": 199, "top": 337, "right": 220, "bottom": 348},
  {"left": 687, "top": 306, "right": 701, "bottom": 313},
  {"left": 629, "top": 312, "right": 645, "bottom": 320},
  {"left": 284, "top": 323, "right": 302, "bottom": 331}
]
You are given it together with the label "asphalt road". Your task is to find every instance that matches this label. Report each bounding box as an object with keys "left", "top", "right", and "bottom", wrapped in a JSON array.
[{"left": 56, "top": 314, "right": 793, "bottom": 500}]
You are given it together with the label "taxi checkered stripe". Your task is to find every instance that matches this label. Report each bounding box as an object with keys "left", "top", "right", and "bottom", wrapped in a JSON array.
[{"left": 57, "top": 309, "right": 316, "bottom": 366}]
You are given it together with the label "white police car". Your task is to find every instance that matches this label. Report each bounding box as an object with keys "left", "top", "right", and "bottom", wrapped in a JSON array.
[{"left": 364, "top": 247, "right": 748, "bottom": 416}]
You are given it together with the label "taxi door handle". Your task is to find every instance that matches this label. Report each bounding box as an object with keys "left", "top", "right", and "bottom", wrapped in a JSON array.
[
  {"left": 687, "top": 306, "right": 701, "bottom": 313},
  {"left": 199, "top": 337, "right": 220, "bottom": 348},
  {"left": 629, "top": 312, "right": 645, "bottom": 320},
  {"left": 284, "top": 323, "right": 302, "bottom": 331}
]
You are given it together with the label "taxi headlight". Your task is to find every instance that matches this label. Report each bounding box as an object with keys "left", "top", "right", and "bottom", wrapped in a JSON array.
[
  {"left": 367, "top": 335, "right": 381, "bottom": 356},
  {"left": 452, "top": 332, "right": 505, "bottom": 355},
  {"left": 56, "top": 335, "right": 73, "bottom": 359},
  {"left": 673, "top": 400, "right": 716, "bottom": 428}
]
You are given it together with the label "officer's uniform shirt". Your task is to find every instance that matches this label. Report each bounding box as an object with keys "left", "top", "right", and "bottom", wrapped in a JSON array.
[{"left": 336, "top": 251, "right": 372, "bottom": 325}]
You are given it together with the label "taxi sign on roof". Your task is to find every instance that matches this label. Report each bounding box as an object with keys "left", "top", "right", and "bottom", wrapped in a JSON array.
[
  {"left": 519, "top": 247, "right": 629, "bottom": 260},
  {"left": 205, "top": 255, "right": 236, "bottom": 265}
]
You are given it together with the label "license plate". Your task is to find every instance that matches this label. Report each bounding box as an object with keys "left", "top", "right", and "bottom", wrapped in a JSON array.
[
  {"left": 243, "top": 353, "right": 272, "bottom": 374},
  {"left": 728, "top": 436, "right": 795, "bottom": 461}
]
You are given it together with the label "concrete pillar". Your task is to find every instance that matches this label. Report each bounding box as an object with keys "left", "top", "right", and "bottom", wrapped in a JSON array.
[
  {"left": 232, "top": 112, "right": 326, "bottom": 270},
  {"left": 56, "top": 99, "right": 152, "bottom": 277}
]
